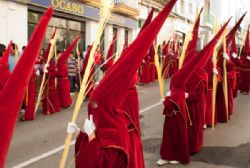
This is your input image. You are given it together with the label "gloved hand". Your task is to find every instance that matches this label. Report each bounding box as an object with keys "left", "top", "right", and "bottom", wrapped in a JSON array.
[
  {"left": 36, "top": 70, "right": 40, "bottom": 76},
  {"left": 246, "top": 56, "right": 250, "bottom": 61},
  {"left": 67, "top": 122, "right": 80, "bottom": 135},
  {"left": 223, "top": 53, "right": 230, "bottom": 61},
  {"left": 83, "top": 115, "right": 96, "bottom": 136},
  {"left": 213, "top": 68, "right": 218, "bottom": 75},
  {"left": 166, "top": 91, "right": 171, "bottom": 97},
  {"left": 44, "top": 63, "right": 49, "bottom": 73},
  {"left": 232, "top": 52, "right": 237, "bottom": 59},
  {"left": 185, "top": 92, "right": 189, "bottom": 99}
]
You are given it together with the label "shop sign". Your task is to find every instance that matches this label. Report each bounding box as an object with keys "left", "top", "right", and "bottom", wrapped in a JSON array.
[{"left": 30, "top": 0, "right": 137, "bottom": 29}]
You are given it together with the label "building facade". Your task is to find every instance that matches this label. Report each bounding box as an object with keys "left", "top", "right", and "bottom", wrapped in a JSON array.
[
  {"left": 0, "top": 0, "right": 139, "bottom": 54},
  {"left": 138, "top": 0, "right": 215, "bottom": 50}
]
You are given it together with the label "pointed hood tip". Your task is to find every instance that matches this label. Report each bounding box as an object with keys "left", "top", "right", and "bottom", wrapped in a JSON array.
[
  {"left": 46, "top": 7, "right": 54, "bottom": 17},
  {"left": 58, "top": 35, "right": 81, "bottom": 65}
]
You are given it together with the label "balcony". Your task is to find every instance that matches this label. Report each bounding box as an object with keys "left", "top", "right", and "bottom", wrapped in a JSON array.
[
  {"left": 141, "top": 0, "right": 169, "bottom": 7},
  {"left": 78, "top": 0, "right": 101, "bottom": 8},
  {"left": 113, "top": 0, "right": 139, "bottom": 19},
  {"left": 78, "top": 0, "right": 139, "bottom": 19}
]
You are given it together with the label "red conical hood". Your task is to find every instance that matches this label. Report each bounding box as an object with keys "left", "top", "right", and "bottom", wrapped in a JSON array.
[
  {"left": 244, "top": 26, "right": 250, "bottom": 54},
  {"left": 57, "top": 36, "right": 81, "bottom": 67},
  {"left": 82, "top": 45, "right": 92, "bottom": 75},
  {"left": 227, "top": 12, "right": 247, "bottom": 43},
  {"left": 105, "top": 32, "right": 117, "bottom": 70},
  {"left": 0, "top": 7, "right": 53, "bottom": 167},
  {"left": 218, "top": 12, "right": 246, "bottom": 57},
  {"left": 171, "top": 18, "right": 231, "bottom": 90},
  {"left": 138, "top": 8, "right": 155, "bottom": 35},
  {"left": 0, "top": 41, "right": 12, "bottom": 90},
  {"left": 0, "top": 41, "right": 12, "bottom": 67},
  {"left": 183, "top": 8, "right": 203, "bottom": 65},
  {"left": 163, "top": 39, "right": 170, "bottom": 55},
  {"left": 44, "top": 28, "right": 57, "bottom": 63},
  {"left": 91, "top": 0, "right": 177, "bottom": 106}
]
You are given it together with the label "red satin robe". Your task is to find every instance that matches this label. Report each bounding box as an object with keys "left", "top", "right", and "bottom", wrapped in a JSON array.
[
  {"left": 204, "top": 61, "right": 222, "bottom": 126},
  {"left": 23, "top": 70, "right": 36, "bottom": 120},
  {"left": 139, "top": 55, "right": 151, "bottom": 84},
  {"left": 186, "top": 70, "right": 208, "bottom": 154},
  {"left": 216, "top": 58, "right": 235, "bottom": 122},
  {"left": 120, "top": 85, "right": 145, "bottom": 168},
  {"left": 42, "top": 63, "right": 60, "bottom": 115},
  {"left": 57, "top": 63, "right": 72, "bottom": 108},
  {"left": 239, "top": 56, "right": 250, "bottom": 94},
  {"left": 75, "top": 100, "right": 129, "bottom": 168},
  {"left": 160, "top": 90, "right": 190, "bottom": 164},
  {"left": 75, "top": 132, "right": 127, "bottom": 168}
]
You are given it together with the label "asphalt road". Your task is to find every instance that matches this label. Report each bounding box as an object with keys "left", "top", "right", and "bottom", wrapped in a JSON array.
[{"left": 5, "top": 80, "right": 250, "bottom": 168}]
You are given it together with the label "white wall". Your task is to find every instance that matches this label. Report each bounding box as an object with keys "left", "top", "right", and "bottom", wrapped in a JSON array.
[
  {"left": 0, "top": 1, "right": 27, "bottom": 49},
  {"left": 104, "top": 24, "right": 113, "bottom": 55},
  {"left": 85, "top": 20, "right": 98, "bottom": 47},
  {"left": 117, "top": 27, "right": 125, "bottom": 53}
]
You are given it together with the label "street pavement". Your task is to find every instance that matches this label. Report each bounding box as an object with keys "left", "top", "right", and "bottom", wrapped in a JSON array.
[{"left": 5, "top": 79, "right": 250, "bottom": 168}]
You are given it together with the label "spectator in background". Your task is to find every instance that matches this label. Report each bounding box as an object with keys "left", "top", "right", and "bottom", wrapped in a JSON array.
[
  {"left": 68, "top": 52, "right": 78, "bottom": 94},
  {"left": 0, "top": 43, "right": 6, "bottom": 57},
  {"left": 8, "top": 43, "right": 21, "bottom": 72}
]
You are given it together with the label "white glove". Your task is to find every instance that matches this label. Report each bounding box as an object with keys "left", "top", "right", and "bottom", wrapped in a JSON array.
[
  {"left": 246, "top": 56, "right": 250, "bottom": 61},
  {"left": 213, "top": 68, "right": 218, "bottom": 75},
  {"left": 67, "top": 122, "right": 80, "bottom": 135},
  {"left": 44, "top": 63, "right": 49, "bottom": 73},
  {"left": 83, "top": 115, "right": 96, "bottom": 136},
  {"left": 185, "top": 92, "right": 189, "bottom": 99},
  {"left": 223, "top": 53, "right": 230, "bottom": 61},
  {"left": 166, "top": 91, "right": 171, "bottom": 97},
  {"left": 36, "top": 70, "right": 40, "bottom": 76},
  {"left": 232, "top": 52, "right": 237, "bottom": 59}
]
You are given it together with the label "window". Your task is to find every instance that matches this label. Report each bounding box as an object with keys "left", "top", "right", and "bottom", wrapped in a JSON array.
[
  {"left": 189, "top": 3, "right": 193, "bottom": 15},
  {"left": 100, "top": 31, "right": 105, "bottom": 54},
  {"left": 113, "top": 27, "right": 118, "bottom": 53},
  {"left": 125, "top": 29, "right": 129, "bottom": 48},
  {"left": 28, "top": 11, "right": 86, "bottom": 53},
  {"left": 180, "top": 0, "right": 185, "bottom": 14},
  {"left": 138, "top": 19, "right": 142, "bottom": 28}
]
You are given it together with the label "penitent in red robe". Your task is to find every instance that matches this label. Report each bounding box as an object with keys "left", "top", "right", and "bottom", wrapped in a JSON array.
[
  {"left": 204, "top": 60, "right": 222, "bottom": 126},
  {"left": 186, "top": 70, "right": 208, "bottom": 154},
  {"left": 57, "top": 64, "right": 72, "bottom": 108},
  {"left": 139, "top": 55, "right": 151, "bottom": 84},
  {"left": 216, "top": 56, "right": 235, "bottom": 122},
  {"left": 42, "top": 62, "right": 60, "bottom": 115},
  {"left": 160, "top": 90, "right": 190, "bottom": 164},
  {"left": 23, "top": 70, "right": 36, "bottom": 120},
  {"left": 120, "top": 85, "right": 145, "bottom": 168},
  {"left": 239, "top": 55, "right": 250, "bottom": 94}
]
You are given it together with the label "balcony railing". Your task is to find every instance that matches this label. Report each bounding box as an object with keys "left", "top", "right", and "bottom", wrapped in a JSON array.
[
  {"left": 112, "top": 0, "right": 139, "bottom": 18},
  {"left": 142, "top": 0, "right": 168, "bottom": 5}
]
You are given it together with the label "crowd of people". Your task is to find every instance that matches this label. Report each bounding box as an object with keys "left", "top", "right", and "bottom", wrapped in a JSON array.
[{"left": 0, "top": 0, "right": 250, "bottom": 167}]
